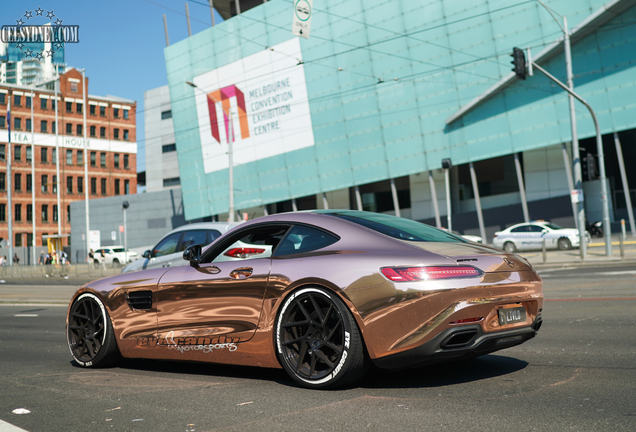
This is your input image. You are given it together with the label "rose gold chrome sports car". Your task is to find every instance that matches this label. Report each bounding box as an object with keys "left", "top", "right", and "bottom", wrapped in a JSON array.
[{"left": 66, "top": 210, "right": 543, "bottom": 389}]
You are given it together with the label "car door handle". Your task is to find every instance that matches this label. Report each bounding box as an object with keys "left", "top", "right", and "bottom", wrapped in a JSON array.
[{"left": 230, "top": 267, "right": 253, "bottom": 279}]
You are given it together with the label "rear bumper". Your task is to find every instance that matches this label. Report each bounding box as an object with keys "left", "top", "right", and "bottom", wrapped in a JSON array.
[{"left": 372, "top": 316, "right": 542, "bottom": 370}]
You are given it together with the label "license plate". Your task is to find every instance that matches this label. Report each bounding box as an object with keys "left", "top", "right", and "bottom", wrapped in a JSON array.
[{"left": 498, "top": 306, "right": 526, "bottom": 326}]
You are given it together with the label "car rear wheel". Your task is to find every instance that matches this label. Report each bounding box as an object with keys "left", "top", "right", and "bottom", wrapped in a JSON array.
[
  {"left": 558, "top": 238, "right": 572, "bottom": 250},
  {"left": 112, "top": 259, "right": 121, "bottom": 269},
  {"left": 276, "top": 287, "right": 368, "bottom": 389},
  {"left": 67, "top": 293, "right": 119, "bottom": 367},
  {"left": 503, "top": 242, "right": 517, "bottom": 253}
]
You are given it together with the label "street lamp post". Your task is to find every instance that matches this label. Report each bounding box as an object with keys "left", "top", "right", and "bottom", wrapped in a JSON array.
[
  {"left": 122, "top": 201, "right": 129, "bottom": 264},
  {"left": 185, "top": 81, "right": 235, "bottom": 222}
]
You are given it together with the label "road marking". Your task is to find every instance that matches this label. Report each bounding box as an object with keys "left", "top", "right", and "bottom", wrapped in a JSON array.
[
  {"left": 13, "top": 314, "right": 39, "bottom": 317},
  {"left": 595, "top": 270, "right": 636, "bottom": 276},
  {"left": 0, "top": 419, "right": 30, "bottom": 432}
]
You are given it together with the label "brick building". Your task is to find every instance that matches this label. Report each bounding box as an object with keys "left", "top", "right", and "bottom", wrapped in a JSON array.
[{"left": 0, "top": 68, "right": 137, "bottom": 250}]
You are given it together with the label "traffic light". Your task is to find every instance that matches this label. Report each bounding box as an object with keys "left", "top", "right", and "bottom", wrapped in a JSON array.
[{"left": 511, "top": 47, "right": 526, "bottom": 80}]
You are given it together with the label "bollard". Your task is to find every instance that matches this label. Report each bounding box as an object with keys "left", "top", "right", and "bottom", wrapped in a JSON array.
[
  {"left": 620, "top": 232, "right": 625, "bottom": 260},
  {"left": 621, "top": 219, "right": 626, "bottom": 240},
  {"left": 542, "top": 237, "right": 547, "bottom": 263}
]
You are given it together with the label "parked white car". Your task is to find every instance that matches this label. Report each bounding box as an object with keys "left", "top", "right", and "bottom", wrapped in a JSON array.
[
  {"left": 93, "top": 246, "right": 139, "bottom": 268},
  {"left": 493, "top": 221, "right": 590, "bottom": 253},
  {"left": 441, "top": 228, "right": 483, "bottom": 244},
  {"left": 121, "top": 222, "right": 239, "bottom": 273}
]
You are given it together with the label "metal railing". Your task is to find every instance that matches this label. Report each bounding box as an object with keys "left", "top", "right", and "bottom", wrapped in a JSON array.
[{"left": 0, "top": 263, "right": 123, "bottom": 280}]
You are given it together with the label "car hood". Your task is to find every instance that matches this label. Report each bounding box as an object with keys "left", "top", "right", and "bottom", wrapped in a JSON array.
[{"left": 401, "top": 240, "right": 534, "bottom": 272}]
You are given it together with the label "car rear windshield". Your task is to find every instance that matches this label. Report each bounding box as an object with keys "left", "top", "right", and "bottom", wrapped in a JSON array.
[
  {"left": 318, "top": 210, "right": 466, "bottom": 243},
  {"left": 113, "top": 248, "right": 125, "bottom": 253}
]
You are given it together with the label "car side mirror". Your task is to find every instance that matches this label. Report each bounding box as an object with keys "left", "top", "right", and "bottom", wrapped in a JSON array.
[
  {"left": 183, "top": 244, "right": 202, "bottom": 267},
  {"left": 142, "top": 250, "right": 151, "bottom": 259},
  {"left": 541, "top": 229, "right": 548, "bottom": 234}
]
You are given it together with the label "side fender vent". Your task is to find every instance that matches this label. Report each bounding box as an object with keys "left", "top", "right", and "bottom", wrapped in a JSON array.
[{"left": 127, "top": 290, "right": 153, "bottom": 310}]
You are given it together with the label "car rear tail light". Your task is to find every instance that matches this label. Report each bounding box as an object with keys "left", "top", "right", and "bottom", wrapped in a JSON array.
[
  {"left": 449, "top": 317, "right": 483, "bottom": 325},
  {"left": 223, "top": 248, "right": 265, "bottom": 259},
  {"left": 380, "top": 266, "right": 482, "bottom": 281}
]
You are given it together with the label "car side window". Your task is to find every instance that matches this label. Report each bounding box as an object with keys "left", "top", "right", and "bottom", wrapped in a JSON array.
[
  {"left": 179, "top": 230, "right": 209, "bottom": 252},
  {"left": 207, "top": 229, "right": 222, "bottom": 243},
  {"left": 511, "top": 226, "right": 529, "bottom": 233},
  {"left": 153, "top": 232, "right": 182, "bottom": 257},
  {"left": 529, "top": 225, "right": 545, "bottom": 233},
  {"left": 274, "top": 225, "right": 339, "bottom": 257},
  {"left": 205, "top": 225, "right": 289, "bottom": 264}
]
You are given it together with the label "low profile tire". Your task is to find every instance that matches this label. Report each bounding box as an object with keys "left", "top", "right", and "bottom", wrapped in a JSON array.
[
  {"left": 275, "top": 287, "right": 368, "bottom": 389},
  {"left": 558, "top": 237, "right": 572, "bottom": 250},
  {"left": 503, "top": 242, "right": 517, "bottom": 253},
  {"left": 67, "top": 293, "right": 119, "bottom": 368}
]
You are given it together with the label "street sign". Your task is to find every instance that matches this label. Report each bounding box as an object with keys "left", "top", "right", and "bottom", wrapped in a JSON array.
[
  {"left": 571, "top": 189, "right": 584, "bottom": 204},
  {"left": 119, "top": 225, "right": 124, "bottom": 233},
  {"left": 292, "top": 0, "right": 313, "bottom": 39},
  {"left": 111, "top": 231, "right": 117, "bottom": 241}
]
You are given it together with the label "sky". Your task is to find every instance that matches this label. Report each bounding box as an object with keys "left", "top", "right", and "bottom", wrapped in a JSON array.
[{"left": 3, "top": 0, "right": 224, "bottom": 173}]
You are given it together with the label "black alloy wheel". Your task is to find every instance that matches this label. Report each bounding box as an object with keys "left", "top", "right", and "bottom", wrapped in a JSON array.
[
  {"left": 276, "top": 287, "right": 367, "bottom": 389},
  {"left": 67, "top": 293, "right": 118, "bottom": 367}
]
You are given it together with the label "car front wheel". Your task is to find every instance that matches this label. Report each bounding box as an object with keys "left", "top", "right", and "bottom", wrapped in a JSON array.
[
  {"left": 67, "top": 293, "right": 119, "bottom": 368},
  {"left": 276, "top": 287, "right": 368, "bottom": 389},
  {"left": 504, "top": 242, "right": 517, "bottom": 253},
  {"left": 558, "top": 238, "right": 572, "bottom": 250}
]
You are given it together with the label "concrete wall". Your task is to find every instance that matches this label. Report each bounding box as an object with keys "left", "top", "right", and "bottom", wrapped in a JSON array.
[{"left": 70, "top": 188, "right": 186, "bottom": 264}]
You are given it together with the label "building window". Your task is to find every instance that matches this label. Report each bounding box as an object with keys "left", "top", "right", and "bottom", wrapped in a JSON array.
[
  {"left": 53, "top": 205, "right": 58, "bottom": 222},
  {"left": 76, "top": 124, "right": 83, "bottom": 136},
  {"left": 26, "top": 204, "right": 32, "bottom": 222},
  {"left": 40, "top": 98, "right": 47, "bottom": 109},
  {"left": 26, "top": 174, "right": 32, "bottom": 192},
  {"left": 162, "top": 143, "right": 176, "bottom": 153},
  {"left": 41, "top": 120, "right": 48, "bottom": 133},
  {"left": 41, "top": 148, "right": 48, "bottom": 163},
  {"left": 76, "top": 102, "right": 82, "bottom": 113},
  {"left": 161, "top": 110, "right": 172, "bottom": 119},
  {"left": 90, "top": 125, "right": 96, "bottom": 137},
  {"left": 114, "top": 154, "right": 120, "bottom": 168},
  {"left": 26, "top": 96, "right": 32, "bottom": 108},
  {"left": 90, "top": 105, "right": 96, "bottom": 115},
  {"left": 51, "top": 98, "right": 56, "bottom": 110},
  {"left": 124, "top": 154, "right": 129, "bottom": 169},
  {"left": 67, "top": 176, "right": 73, "bottom": 193},
  {"left": 42, "top": 205, "right": 48, "bottom": 221},
  {"left": 66, "top": 123, "right": 73, "bottom": 134},
  {"left": 15, "top": 233, "right": 22, "bottom": 247},
  {"left": 52, "top": 175, "right": 57, "bottom": 193},
  {"left": 15, "top": 204, "right": 21, "bottom": 221},
  {"left": 0, "top": 172, "right": 5, "bottom": 190},
  {"left": 70, "top": 82, "right": 78, "bottom": 92},
  {"left": 52, "top": 121, "right": 56, "bottom": 134},
  {"left": 124, "top": 179, "right": 130, "bottom": 195},
  {"left": 100, "top": 153, "right": 106, "bottom": 168},
  {"left": 101, "top": 178, "right": 107, "bottom": 195},
  {"left": 0, "top": 93, "right": 5, "bottom": 104},
  {"left": 123, "top": 129, "right": 129, "bottom": 140},
  {"left": 115, "top": 179, "right": 120, "bottom": 195},
  {"left": 113, "top": 108, "right": 119, "bottom": 118},
  {"left": 163, "top": 177, "right": 181, "bottom": 187},
  {"left": 26, "top": 118, "right": 32, "bottom": 132},
  {"left": 100, "top": 127, "right": 106, "bottom": 138},
  {"left": 114, "top": 128, "right": 119, "bottom": 139},
  {"left": 77, "top": 176, "right": 83, "bottom": 193},
  {"left": 77, "top": 149, "right": 84, "bottom": 165},
  {"left": 14, "top": 145, "right": 21, "bottom": 161},
  {"left": 66, "top": 149, "right": 73, "bottom": 165},
  {"left": 0, "top": 144, "right": 4, "bottom": 161},
  {"left": 14, "top": 117, "right": 21, "bottom": 131},
  {"left": 67, "top": 205, "right": 71, "bottom": 222},
  {"left": 41, "top": 175, "right": 48, "bottom": 192},
  {"left": 41, "top": 232, "right": 48, "bottom": 245},
  {"left": 52, "top": 148, "right": 56, "bottom": 164},
  {"left": 91, "top": 178, "right": 97, "bottom": 195},
  {"left": 14, "top": 94, "right": 21, "bottom": 106},
  {"left": 0, "top": 204, "right": 5, "bottom": 221},
  {"left": 27, "top": 233, "right": 33, "bottom": 247},
  {"left": 14, "top": 173, "right": 21, "bottom": 191},
  {"left": 26, "top": 146, "right": 32, "bottom": 162},
  {"left": 123, "top": 109, "right": 129, "bottom": 119},
  {"left": 0, "top": 116, "right": 5, "bottom": 128},
  {"left": 90, "top": 151, "right": 96, "bottom": 167},
  {"left": 100, "top": 106, "right": 106, "bottom": 117},
  {"left": 66, "top": 101, "right": 73, "bottom": 112}
]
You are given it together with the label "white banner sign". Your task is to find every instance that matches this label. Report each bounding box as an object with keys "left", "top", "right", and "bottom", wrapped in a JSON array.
[
  {"left": 0, "top": 130, "right": 137, "bottom": 154},
  {"left": 292, "top": 0, "right": 313, "bottom": 39},
  {"left": 192, "top": 38, "right": 315, "bottom": 174}
]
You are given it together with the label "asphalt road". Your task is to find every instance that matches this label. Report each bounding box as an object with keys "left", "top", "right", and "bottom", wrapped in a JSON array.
[{"left": 0, "top": 263, "right": 635, "bottom": 431}]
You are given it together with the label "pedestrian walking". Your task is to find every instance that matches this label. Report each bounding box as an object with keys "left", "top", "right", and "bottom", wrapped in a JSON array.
[
  {"left": 12, "top": 254, "right": 19, "bottom": 266},
  {"left": 38, "top": 251, "right": 45, "bottom": 265}
]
